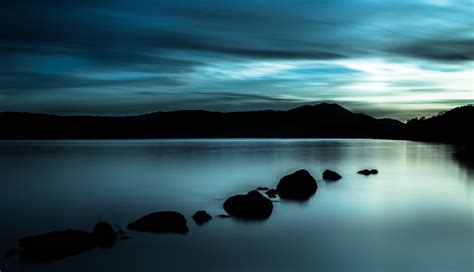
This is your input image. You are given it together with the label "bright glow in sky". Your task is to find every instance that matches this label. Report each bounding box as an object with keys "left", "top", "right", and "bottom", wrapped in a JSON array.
[{"left": 0, "top": 0, "right": 472, "bottom": 120}]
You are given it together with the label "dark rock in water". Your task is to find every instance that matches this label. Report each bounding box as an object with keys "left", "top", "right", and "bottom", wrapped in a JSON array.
[
  {"left": 276, "top": 169, "right": 318, "bottom": 200},
  {"left": 91, "top": 222, "right": 117, "bottom": 248},
  {"left": 217, "top": 214, "right": 231, "bottom": 218},
  {"left": 18, "top": 229, "right": 97, "bottom": 262},
  {"left": 265, "top": 189, "right": 278, "bottom": 198},
  {"left": 192, "top": 210, "right": 212, "bottom": 225},
  {"left": 257, "top": 186, "right": 269, "bottom": 191},
  {"left": 116, "top": 224, "right": 125, "bottom": 237},
  {"left": 5, "top": 248, "right": 18, "bottom": 258},
  {"left": 322, "top": 169, "right": 342, "bottom": 181},
  {"left": 357, "top": 169, "right": 371, "bottom": 175},
  {"left": 358, "top": 169, "right": 378, "bottom": 175},
  {"left": 127, "top": 211, "right": 188, "bottom": 234},
  {"left": 223, "top": 190, "right": 273, "bottom": 219},
  {"left": 119, "top": 235, "right": 132, "bottom": 240}
]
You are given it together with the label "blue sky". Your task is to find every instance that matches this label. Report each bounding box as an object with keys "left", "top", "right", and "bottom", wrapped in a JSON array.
[{"left": 0, "top": 0, "right": 472, "bottom": 120}]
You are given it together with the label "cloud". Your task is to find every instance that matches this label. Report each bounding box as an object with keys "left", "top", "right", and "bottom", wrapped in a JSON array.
[
  {"left": 391, "top": 39, "right": 474, "bottom": 61},
  {"left": 0, "top": 0, "right": 472, "bottom": 119}
]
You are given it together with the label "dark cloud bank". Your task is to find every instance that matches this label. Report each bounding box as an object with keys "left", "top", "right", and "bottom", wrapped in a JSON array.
[{"left": 0, "top": 0, "right": 472, "bottom": 119}]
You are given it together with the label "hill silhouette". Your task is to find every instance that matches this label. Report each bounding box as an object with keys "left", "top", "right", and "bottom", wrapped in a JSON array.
[
  {"left": 405, "top": 105, "right": 473, "bottom": 144},
  {"left": 0, "top": 103, "right": 404, "bottom": 139},
  {"left": 1, "top": 103, "right": 472, "bottom": 144}
]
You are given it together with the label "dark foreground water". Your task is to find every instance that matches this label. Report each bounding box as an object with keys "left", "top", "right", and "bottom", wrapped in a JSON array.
[{"left": 0, "top": 139, "right": 473, "bottom": 272}]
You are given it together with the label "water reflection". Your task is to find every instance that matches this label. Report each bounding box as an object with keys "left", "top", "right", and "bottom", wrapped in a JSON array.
[
  {"left": 0, "top": 139, "right": 472, "bottom": 272},
  {"left": 452, "top": 146, "right": 474, "bottom": 179}
]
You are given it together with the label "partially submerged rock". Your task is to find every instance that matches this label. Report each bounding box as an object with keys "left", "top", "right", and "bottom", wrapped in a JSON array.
[
  {"left": 357, "top": 169, "right": 371, "bottom": 175},
  {"left": 276, "top": 169, "right": 318, "bottom": 200},
  {"left": 18, "top": 229, "right": 97, "bottom": 262},
  {"left": 91, "top": 222, "right": 117, "bottom": 248},
  {"left": 223, "top": 190, "right": 273, "bottom": 219},
  {"left": 217, "top": 214, "right": 231, "bottom": 218},
  {"left": 5, "top": 248, "right": 18, "bottom": 258},
  {"left": 357, "top": 169, "right": 378, "bottom": 175},
  {"left": 322, "top": 169, "right": 342, "bottom": 181},
  {"left": 192, "top": 210, "right": 212, "bottom": 225},
  {"left": 257, "top": 186, "right": 269, "bottom": 191},
  {"left": 116, "top": 225, "right": 125, "bottom": 237},
  {"left": 265, "top": 189, "right": 278, "bottom": 198},
  {"left": 127, "top": 211, "right": 188, "bottom": 234}
]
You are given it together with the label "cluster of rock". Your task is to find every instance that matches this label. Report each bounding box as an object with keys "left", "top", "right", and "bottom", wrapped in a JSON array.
[
  {"left": 219, "top": 168, "right": 378, "bottom": 219},
  {"left": 222, "top": 169, "right": 321, "bottom": 219},
  {"left": 8, "top": 167, "right": 378, "bottom": 263}
]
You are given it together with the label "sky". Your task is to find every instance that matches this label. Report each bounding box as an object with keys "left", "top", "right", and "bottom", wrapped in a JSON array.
[{"left": 0, "top": 0, "right": 472, "bottom": 120}]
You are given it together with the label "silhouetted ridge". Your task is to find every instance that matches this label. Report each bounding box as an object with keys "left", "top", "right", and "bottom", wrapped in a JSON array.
[
  {"left": 9, "top": 102, "right": 472, "bottom": 141},
  {"left": 406, "top": 105, "right": 473, "bottom": 144},
  {"left": 289, "top": 103, "right": 352, "bottom": 115}
]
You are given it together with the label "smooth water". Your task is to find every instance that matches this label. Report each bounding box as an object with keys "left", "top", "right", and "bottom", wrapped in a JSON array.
[{"left": 0, "top": 139, "right": 473, "bottom": 272}]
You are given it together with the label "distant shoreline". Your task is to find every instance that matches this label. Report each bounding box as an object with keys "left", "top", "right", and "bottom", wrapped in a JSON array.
[{"left": 1, "top": 103, "right": 472, "bottom": 145}]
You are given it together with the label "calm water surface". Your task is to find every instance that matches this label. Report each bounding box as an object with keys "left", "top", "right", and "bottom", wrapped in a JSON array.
[{"left": 0, "top": 139, "right": 473, "bottom": 272}]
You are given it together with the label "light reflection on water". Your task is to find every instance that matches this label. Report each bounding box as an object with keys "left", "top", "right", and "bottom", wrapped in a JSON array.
[{"left": 0, "top": 139, "right": 472, "bottom": 272}]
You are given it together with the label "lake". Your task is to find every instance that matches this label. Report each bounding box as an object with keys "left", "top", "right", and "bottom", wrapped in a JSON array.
[{"left": 0, "top": 139, "right": 473, "bottom": 272}]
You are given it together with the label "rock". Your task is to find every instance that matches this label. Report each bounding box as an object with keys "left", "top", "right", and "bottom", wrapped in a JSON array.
[
  {"left": 127, "top": 211, "right": 188, "bottom": 234},
  {"left": 223, "top": 190, "right": 273, "bottom": 219},
  {"left": 217, "top": 214, "right": 231, "bottom": 218},
  {"left": 18, "top": 229, "right": 97, "bottom": 262},
  {"left": 357, "top": 169, "right": 378, "bottom": 175},
  {"left": 119, "top": 235, "right": 132, "bottom": 240},
  {"left": 91, "top": 222, "right": 117, "bottom": 248},
  {"left": 357, "top": 169, "right": 371, "bottom": 175},
  {"left": 192, "top": 210, "right": 212, "bottom": 225},
  {"left": 5, "top": 248, "right": 18, "bottom": 258},
  {"left": 257, "top": 186, "right": 269, "bottom": 190},
  {"left": 265, "top": 189, "right": 278, "bottom": 198},
  {"left": 276, "top": 169, "right": 318, "bottom": 200},
  {"left": 116, "top": 224, "right": 125, "bottom": 237},
  {"left": 322, "top": 169, "right": 342, "bottom": 181}
]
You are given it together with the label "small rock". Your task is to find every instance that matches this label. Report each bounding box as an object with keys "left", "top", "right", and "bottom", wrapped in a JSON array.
[
  {"left": 5, "top": 248, "right": 18, "bottom": 258},
  {"left": 276, "top": 169, "right": 318, "bottom": 201},
  {"left": 265, "top": 189, "right": 278, "bottom": 198},
  {"left": 116, "top": 224, "right": 125, "bottom": 237},
  {"left": 357, "top": 169, "right": 371, "bottom": 175},
  {"left": 192, "top": 210, "right": 213, "bottom": 225},
  {"left": 91, "top": 222, "right": 117, "bottom": 248},
  {"left": 217, "top": 214, "right": 231, "bottom": 218},
  {"left": 322, "top": 169, "right": 342, "bottom": 181},
  {"left": 357, "top": 169, "right": 378, "bottom": 175},
  {"left": 127, "top": 211, "right": 188, "bottom": 234},
  {"left": 223, "top": 190, "right": 273, "bottom": 219},
  {"left": 18, "top": 229, "right": 97, "bottom": 262}
]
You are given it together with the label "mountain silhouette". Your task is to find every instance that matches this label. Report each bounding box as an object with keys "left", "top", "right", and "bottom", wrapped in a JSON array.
[
  {"left": 405, "top": 104, "right": 473, "bottom": 144},
  {"left": 1, "top": 103, "right": 471, "bottom": 144},
  {"left": 0, "top": 103, "right": 404, "bottom": 139}
]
